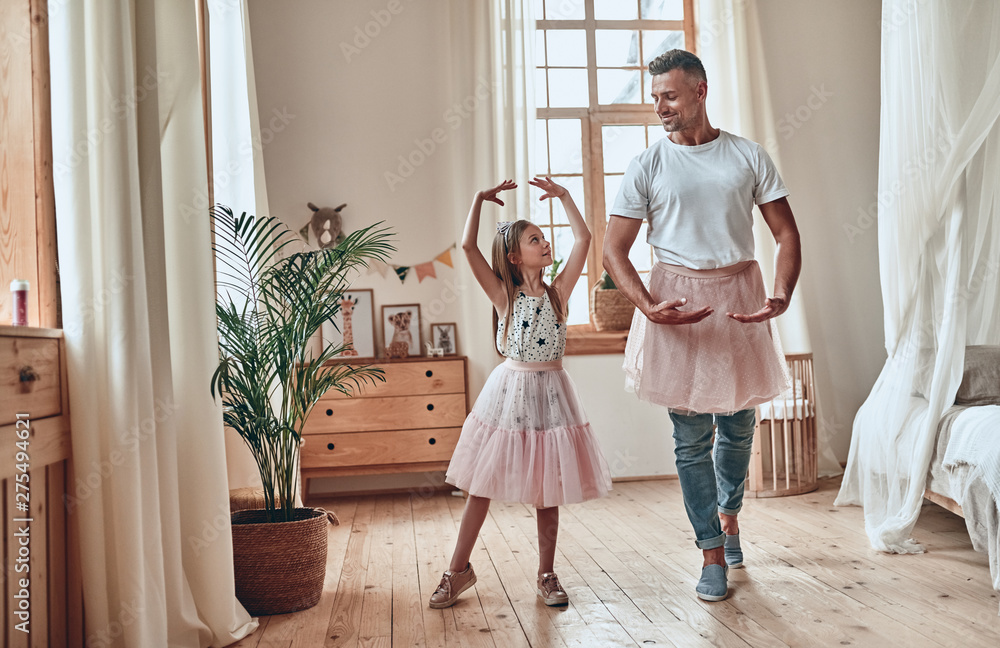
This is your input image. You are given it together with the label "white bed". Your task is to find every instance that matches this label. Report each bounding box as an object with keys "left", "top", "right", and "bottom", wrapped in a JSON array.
[{"left": 924, "top": 347, "right": 1000, "bottom": 595}]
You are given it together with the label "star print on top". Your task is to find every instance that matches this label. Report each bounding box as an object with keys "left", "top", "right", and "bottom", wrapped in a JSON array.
[{"left": 496, "top": 291, "right": 567, "bottom": 362}]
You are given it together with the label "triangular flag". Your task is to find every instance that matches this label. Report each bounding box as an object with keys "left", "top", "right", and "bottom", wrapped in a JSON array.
[
  {"left": 415, "top": 261, "right": 437, "bottom": 282},
  {"left": 435, "top": 248, "right": 454, "bottom": 268},
  {"left": 368, "top": 260, "right": 391, "bottom": 277},
  {"left": 394, "top": 265, "right": 410, "bottom": 283}
]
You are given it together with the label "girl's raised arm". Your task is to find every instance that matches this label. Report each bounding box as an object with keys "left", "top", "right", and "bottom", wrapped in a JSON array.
[
  {"left": 530, "top": 177, "right": 591, "bottom": 306},
  {"left": 462, "top": 180, "right": 516, "bottom": 312}
]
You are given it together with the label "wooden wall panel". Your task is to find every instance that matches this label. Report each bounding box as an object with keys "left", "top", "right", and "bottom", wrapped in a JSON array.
[
  {"left": 0, "top": 0, "right": 41, "bottom": 328},
  {"left": 30, "top": 0, "right": 58, "bottom": 329}
]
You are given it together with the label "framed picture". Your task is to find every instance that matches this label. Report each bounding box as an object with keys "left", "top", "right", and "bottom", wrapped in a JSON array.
[
  {"left": 430, "top": 322, "right": 458, "bottom": 356},
  {"left": 381, "top": 303, "right": 423, "bottom": 358},
  {"left": 321, "top": 289, "right": 376, "bottom": 360}
]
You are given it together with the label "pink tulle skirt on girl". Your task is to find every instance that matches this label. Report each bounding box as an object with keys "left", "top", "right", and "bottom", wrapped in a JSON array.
[
  {"left": 445, "top": 359, "right": 612, "bottom": 508},
  {"left": 623, "top": 260, "right": 790, "bottom": 414}
]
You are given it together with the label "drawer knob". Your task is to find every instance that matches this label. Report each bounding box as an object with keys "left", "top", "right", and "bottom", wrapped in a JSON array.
[
  {"left": 426, "top": 403, "right": 434, "bottom": 411},
  {"left": 326, "top": 408, "right": 333, "bottom": 416},
  {"left": 19, "top": 366, "right": 39, "bottom": 383},
  {"left": 327, "top": 443, "right": 335, "bottom": 450},
  {"left": 425, "top": 370, "right": 433, "bottom": 377},
  {"left": 428, "top": 437, "right": 436, "bottom": 445}
]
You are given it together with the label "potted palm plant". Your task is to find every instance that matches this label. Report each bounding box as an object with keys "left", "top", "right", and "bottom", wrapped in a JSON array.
[{"left": 210, "top": 205, "right": 394, "bottom": 616}]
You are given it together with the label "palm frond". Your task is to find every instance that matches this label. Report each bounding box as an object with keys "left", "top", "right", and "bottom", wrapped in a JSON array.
[{"left": 211, "top": 207, "right": 396, "bottom": 522}]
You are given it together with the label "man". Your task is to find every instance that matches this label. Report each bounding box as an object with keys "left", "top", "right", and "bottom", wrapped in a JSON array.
[{"left": 603, "top": 49, "right": 801, "bottom": 602}]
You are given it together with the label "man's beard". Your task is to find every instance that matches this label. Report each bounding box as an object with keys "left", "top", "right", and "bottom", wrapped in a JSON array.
[{"left": 661, "top": 114, "right": 687, "bottom": 132}]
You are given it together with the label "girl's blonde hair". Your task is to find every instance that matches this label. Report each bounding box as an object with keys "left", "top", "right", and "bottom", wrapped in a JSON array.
[{"left": 491, "top": 220, "right": 566, "bottom": 355}]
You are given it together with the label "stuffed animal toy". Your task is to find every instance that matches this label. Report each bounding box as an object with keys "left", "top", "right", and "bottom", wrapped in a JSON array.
[
  {"left": 299, "top": 202, "right": 347, "bottom": 249},
  {"left": 386, "top": 310, "right": 413, "bottom": 358}
]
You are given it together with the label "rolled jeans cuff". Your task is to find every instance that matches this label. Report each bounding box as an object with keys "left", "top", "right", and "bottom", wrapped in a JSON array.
[
  {"left": 719, "top": 505, "right": 742, "bottom": 516},
  {"left": 696, "top": 532, "right": 725, "bottom": 550}
]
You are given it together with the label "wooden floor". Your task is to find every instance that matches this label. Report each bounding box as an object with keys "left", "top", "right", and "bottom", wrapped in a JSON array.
[{"left": 231, "top": 477, "right": 1000, "bottom": 647}]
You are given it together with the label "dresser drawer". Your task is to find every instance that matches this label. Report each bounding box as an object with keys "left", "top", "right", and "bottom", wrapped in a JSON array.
[
  {"left": 301, "top": 427, "right": 462, "bottom": 468},
  {"left": 306, "top": 393, "right": 467, "bottom": 434},
  {"left": 327, "top": 359, "right": 465, "bottom": 399},
  {"left": 0, "top": 336, "right": 62, "bottom": 426}
]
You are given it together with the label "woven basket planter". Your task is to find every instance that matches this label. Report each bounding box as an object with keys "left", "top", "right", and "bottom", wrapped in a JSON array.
[
  {"left": 231, "top": 508, "right": 328, "bottom": 616},
  {"left": 590, "top": 285, "right": 635, "bottom": 331}
]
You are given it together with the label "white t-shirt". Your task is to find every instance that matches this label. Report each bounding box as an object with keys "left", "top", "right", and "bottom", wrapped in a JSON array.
[{"left": 611, "top": 130, "right": 788, "bottom": 269}]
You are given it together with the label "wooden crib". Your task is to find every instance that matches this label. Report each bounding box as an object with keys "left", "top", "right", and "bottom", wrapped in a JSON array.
[{"left": 746, "top": 353, "right": 819, "bottom": 498}]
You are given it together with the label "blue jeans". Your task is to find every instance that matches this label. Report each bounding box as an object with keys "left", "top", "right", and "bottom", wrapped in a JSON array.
[{"left": 669, "top": 408, "right": 755, "bottom": 550}]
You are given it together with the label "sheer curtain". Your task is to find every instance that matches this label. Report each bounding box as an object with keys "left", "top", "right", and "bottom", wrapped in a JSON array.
[
  {"left": 835, "top": 0, "right": 1000, "bottom": 553},
  {"left": 206, "top": 0, "right": 271, "bottom": 492},
  {"left": 449, "top": 0, "right": 537, "bottom": 389},
  {"left": 49, "top": 1, "right": 256, "bottom": 645},
  {"left": 697, "top": 0, "right": 840, "bottom": 475}
]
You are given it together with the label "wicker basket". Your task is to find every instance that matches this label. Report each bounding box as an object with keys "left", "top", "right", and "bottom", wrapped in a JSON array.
[
  {"left": 229, "top": 488, "right": 267, "bottom": 513},
  {"left": 590, "top": 284, "right": 635, "bottom": 331},
  {"left": 231, "top": 508, "right": 328, "bottom": 616}
]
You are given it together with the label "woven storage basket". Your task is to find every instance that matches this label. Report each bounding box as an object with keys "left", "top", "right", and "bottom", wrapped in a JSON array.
[
  {"left": 590, "top": 284, "right": 635, "bottom": 331},
  {"left": 231, "top": 508, "right": 328, "bottom": 616}
]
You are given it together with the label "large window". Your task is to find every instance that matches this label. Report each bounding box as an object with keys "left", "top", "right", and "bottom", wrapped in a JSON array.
[{"left": 531, "top": 0, "right": 696, "bottom": 333}]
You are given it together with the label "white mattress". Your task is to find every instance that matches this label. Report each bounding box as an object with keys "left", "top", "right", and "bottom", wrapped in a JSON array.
[{"left": 928, "top": 404, "right": 1000, "bottom": 595}]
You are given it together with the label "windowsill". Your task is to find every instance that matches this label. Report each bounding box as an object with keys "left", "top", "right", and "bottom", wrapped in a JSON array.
[{"left": 565, "top": 323, "right": 628, "bottom": 355}]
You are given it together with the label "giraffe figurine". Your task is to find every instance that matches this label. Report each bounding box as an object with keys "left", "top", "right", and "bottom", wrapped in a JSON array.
[{"left": 339, "top": 296, "right": 359, "bottom": 356}]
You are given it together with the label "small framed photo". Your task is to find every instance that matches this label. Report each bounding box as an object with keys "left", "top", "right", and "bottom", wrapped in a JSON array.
[
  {"left": 430, "top": 322, "right": 458, "bottom": 356},
  {"left": 381, "top": 303, "right": 423, "bottom": 358},
  {"left": 321, "top": 289, "right": 376, "bottom": 360}
]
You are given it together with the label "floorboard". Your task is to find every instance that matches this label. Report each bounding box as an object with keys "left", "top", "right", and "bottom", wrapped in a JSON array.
[{"left": 232, "top": 477, "right": 1000, "bottom": 648}]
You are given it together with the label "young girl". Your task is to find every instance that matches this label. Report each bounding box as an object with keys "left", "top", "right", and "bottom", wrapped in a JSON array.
[{"left": 428, "top": 177, "right": 612, "bottom": 609}]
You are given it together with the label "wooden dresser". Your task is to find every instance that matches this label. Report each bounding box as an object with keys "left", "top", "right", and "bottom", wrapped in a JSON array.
[
  {"left": 301, "top": 356, "right": 469, "bottom": 496},
  {"left": 0, "top": 326, "right": 83, "bottom": 646}
]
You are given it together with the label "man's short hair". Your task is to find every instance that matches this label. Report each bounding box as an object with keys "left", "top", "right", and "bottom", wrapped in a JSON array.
[{"left": 648, "top": 49, "right": 707, "bottom": 83}]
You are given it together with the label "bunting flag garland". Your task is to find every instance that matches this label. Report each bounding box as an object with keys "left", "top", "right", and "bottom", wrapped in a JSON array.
[
  {"left": 434, "top": 248, "right": 454, "bottom": 268},
  {"left": 368, "top": 259, "right": 392, "bottom": 278},
  {"left": 415, "top": 261, "right": 437, "bottom": 282},
  {"left": 365, "top": 243, "right": 457, "bottom": 284}
]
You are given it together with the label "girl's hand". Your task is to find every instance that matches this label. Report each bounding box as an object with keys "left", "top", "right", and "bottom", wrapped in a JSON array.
[
  {"left": 529, "top": 176, "right": 567, "bottom": 200},
  {"left": 481, "top": 179, "right": 517, "bottom": 206}
]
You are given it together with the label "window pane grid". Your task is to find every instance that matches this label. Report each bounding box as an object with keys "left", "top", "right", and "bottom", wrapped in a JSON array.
[{"left": 532, "top": 0, "right": 693, "bottom": 334}]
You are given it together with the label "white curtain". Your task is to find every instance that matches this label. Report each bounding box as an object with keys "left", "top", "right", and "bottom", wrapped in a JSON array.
[
  {"left": 49, "top": 1, "right": 256, "bottom": 645},
  {"left": 449, "top": 0, "right": 536, "bottom": 390},
  {"left": 490, "top": 0, "right": 538, "bottom": 222},
  {"left": 206, "top": 0, "right": 271, "bottom": 492},
  {"left": 697, "top": 0, "right": 840, "bottom": 475},
  {"left": 835, "top": 0, "right": 1000, "bottom": 553}
]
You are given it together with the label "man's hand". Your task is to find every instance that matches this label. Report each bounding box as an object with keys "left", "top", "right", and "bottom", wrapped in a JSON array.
[
  {"left": 727, "top": 295, "right": 788, "bottom": 323},
  {"left": 645, "top": 297, "right": 714, "bottom": 325}
]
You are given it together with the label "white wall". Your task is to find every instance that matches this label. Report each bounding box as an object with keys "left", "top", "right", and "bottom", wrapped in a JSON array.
[
  {"left": 247, "top": 0, "right": 469, "bottom": 357},
  {"left": 246, "top": 0, "right": 883, "bottom": 493},
  {"left": 753, "top": 0, "right": 885, "bottom": 462}
]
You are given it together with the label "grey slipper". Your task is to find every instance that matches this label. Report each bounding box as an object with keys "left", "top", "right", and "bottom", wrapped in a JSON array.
[
  {"left": 696, "top": 564, "right": 729, "bottom": 601},
  {"left": 724, "top": 533, "right": 744, "bottom": 569}
]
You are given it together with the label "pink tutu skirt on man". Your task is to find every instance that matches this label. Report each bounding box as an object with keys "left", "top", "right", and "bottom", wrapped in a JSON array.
[{"left": 623, "top": 260, "right": 790, "bottom": 414}]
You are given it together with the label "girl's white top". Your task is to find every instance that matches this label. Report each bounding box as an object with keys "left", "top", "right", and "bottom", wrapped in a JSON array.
[{"left": 496, "top": 290, "right": 567, "bottom": 362}]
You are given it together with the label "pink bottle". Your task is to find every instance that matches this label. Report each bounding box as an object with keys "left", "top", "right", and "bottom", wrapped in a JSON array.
[{"left": 10, "top": 280, "right": 29, "bottom": 326}]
